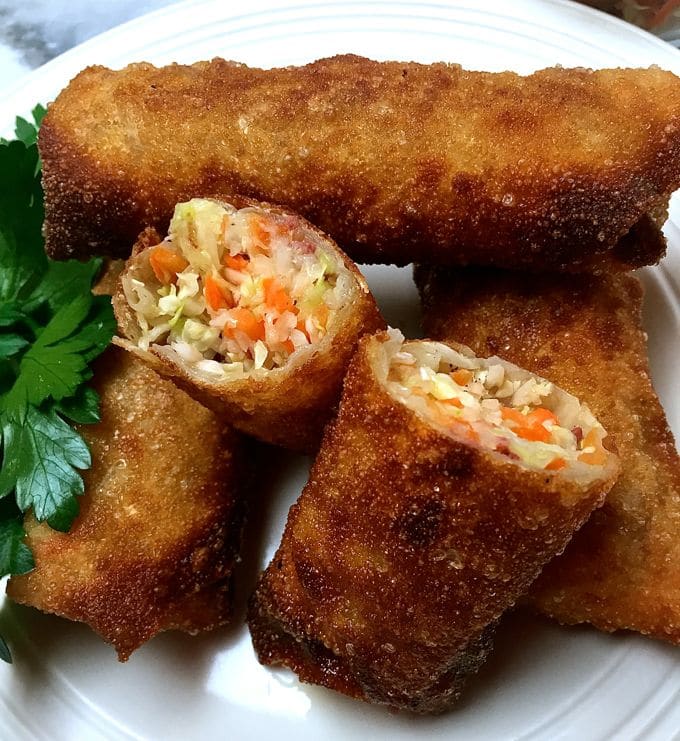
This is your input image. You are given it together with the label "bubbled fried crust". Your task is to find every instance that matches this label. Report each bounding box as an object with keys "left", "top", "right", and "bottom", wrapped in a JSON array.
[
  {"left": 40, "top": 56, "right": 680, "bottom": 271},
  {"left": 416, "top": 265, "right": 680, "bottom": 644},
  {"left": 112, "top": 196, "right": 385, "bottom": 453},
  {"left": 7, "top": 346, "right": 249, "bottom": 660},
  {"left": 247, "top": 332, "right": 618, "bottom": 713}
]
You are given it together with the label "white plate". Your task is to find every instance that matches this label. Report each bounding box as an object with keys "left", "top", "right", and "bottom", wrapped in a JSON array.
[{"left": 1, "top": 1, "right": 679, "bottom": 739}]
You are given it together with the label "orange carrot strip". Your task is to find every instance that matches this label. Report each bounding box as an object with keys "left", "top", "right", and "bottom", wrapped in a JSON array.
[
  {"left": 579, "top": 429, "right": 608, "bottom": 466},
  {"left": 442, "top": 397, "right": 463, "bottom": 408},
  {"left": 223, "top": 254, "right": 250, "bottom": 271},
  {"left": 224, "top": 308, "right": 265, "bottom": 341},
  {"left": 149, "top": 246, "right": 188, "bottom": 284},
  {"left": 204, "top": 274, "right": 233, "bottom": 311},
  {"left": 502, "top": 406, "right": 556, "bottom": 442},
  {"left": 452, "top": 368, "right": 473, "bottom": 385},
  {"left": 250, "top": 217, "right": 271, "bottom": 248},
  {"left": 545, "top": 457, "right": 566, "bottom": 471},
  {"left": 515, "top": 425, "right": 551, "bottom": 443},
  {"left": 526, "top": 407, "right": 559, "bottom": 427},
  {"left": 263, "top": 277, "right": 295, "bottom": 314},
  {"left": 296, "top": 317, "right": 310, "bottom": 339},
  {"left": 501, "top": 407, "right": 527, "bottom": 426}
]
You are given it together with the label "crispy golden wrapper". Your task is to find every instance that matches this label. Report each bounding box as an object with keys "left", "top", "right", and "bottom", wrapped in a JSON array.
[
  {"left": 248, "top": 332, "right": 619, "bottom": 713},
  {"left": 113, "top": 196, "right": 385, "bottom": 453},
  {"left": 40, "top": 56, "right": 680, "bottom": 271},
  {"left": 416, "top": 265, "right": 680, "bottom": 644},
  {"left": 7, "top": 346, "right": 248, "bottom": 660}
]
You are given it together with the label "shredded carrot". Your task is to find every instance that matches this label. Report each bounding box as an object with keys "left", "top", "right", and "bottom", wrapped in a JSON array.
[
  {"left": 526, "top": 407, "right": 558, "bottom": 427},
  {"left": 545, "top": 457, "right": 566, "bottom": 471},
  {"left": 224, "top": 308, "right": 265, "bottom": 341},
  {"left": 223, "top": 253, "right": 250, "bottom": 271},
  {"left": 501, "top": 406, "right": 556, "bottom": 442},
  {"left": 501, "top": 407, "right": 527, "bottom": 426},
  {"left": 579, "top": 429, "right": 607, "bottom": 466},
  {"left": 515, "top": 425, "right": 551, "bottom": 443},
  {"left": 263, "top": 277, "right": 295, "bottom": 314},
  {"left": 149, "top": 246, "right": 188, "bottom": 284},
  {"left": 204, "top": 274, "right": 233, "bottom": 312},
  {"left": 250, "top": 218, "right": 271, "bottom": 248},
  {"left": 282, "top": 339, "right": 295, "bottom": 354},
  {"left": 442, "top": 397, "right": 463, "bottom": 408},
  {"left": 296, "top": 317, "right": 310, "bottom": 339},
  {"left": 452, "top": 368, "right": 473, "bottom": 385}
]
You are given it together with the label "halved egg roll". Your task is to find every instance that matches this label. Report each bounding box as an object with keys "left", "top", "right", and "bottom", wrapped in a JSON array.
[
  {"left": 113, "top": 196, "right": 384, "bottom": 452},
  {"left": 7, "top": 345, "right": 248, "bottom": 660},
  {"left": 416, "top": 265, "right": 680, "bottom": 644},
  {"left": 248, "top": 330, "right": 619, "bottom": 713},
  {"left": 41, "top": 56, "right": 680, "bottom": 272}
]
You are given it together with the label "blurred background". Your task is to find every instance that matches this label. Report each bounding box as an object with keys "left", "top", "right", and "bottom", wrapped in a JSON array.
[
  {"left": 0, "top": 0, "right": 678, "bottom": 90},
  {"left": 583, "top": 0, "right": 680, "bottom": 41}
]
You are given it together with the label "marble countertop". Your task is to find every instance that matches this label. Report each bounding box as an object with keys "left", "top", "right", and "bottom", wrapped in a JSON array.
[
  {"left": 0, "top": 0, "right": 678, "bottom": 93},
  {"left": 0, "top": 0, "right": 177, "bottom": 90}
]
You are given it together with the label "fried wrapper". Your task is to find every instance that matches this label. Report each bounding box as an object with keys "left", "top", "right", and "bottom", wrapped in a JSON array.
[
  {"left": 248, "top": 331, "right": 619, "bottom": 713},
  {"left": 113, "top": 196, "right": 385, "bottom": 453},
  {"left": 416, "top": 265, "right": 680, "bottom": 644},
  {"left": 7, "top": 346, "right": 249, "bottom": 660},
  {"left": 40, "top": 56, "right": 680, "bottom": 272}
]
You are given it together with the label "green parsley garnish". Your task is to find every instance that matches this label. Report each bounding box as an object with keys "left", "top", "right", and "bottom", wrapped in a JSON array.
[{"left": 0, "top": 106, "right": 115, "bottom": 660}]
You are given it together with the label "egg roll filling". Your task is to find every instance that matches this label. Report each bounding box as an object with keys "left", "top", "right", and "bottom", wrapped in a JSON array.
[
  {"left": 122, "top": 198, "right": 350, "bottom": 379},
  {"left": 382, "top": 333, "right": 610, "bottom": 479}
]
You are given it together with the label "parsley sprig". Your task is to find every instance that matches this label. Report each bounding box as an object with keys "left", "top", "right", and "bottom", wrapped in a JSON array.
[{"left": 0, "top": 107, "right": 116, "bottom": 660}]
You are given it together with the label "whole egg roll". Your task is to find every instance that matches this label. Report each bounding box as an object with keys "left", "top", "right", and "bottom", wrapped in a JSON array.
[
  {"left": 416, "top": 265, "right": 680, "bottom": 644},
  {"left": 248, "top": 331, "right": 619, "bottom": 713},
  {"left": 113, "top": 196, "right": 384, "bottom": 452},
  {"left": 40, "top": 55, "right": 680, "bottom": 272},
  {"left": 7, "top": 345, "right": 249, "bottom": 660}
]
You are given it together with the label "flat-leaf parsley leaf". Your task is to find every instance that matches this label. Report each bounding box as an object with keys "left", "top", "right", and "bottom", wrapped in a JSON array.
[{"left": 0, "top": 106, "right": 115, "bottom": 661}]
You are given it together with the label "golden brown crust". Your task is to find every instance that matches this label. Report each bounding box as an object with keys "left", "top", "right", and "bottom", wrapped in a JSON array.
[
  {"left": 416, "top": 265, "right": 680, "bottom": 644},
  {"left": 112, "top": 196, "right": 385, "bottom": 453},
  {"left": 7, "top": 346, "right": 249, "bottom": 660},
  {"left": 40, "top": 56, "right": 680, "bottom": 271},
  {"left": 247, "top": 332, "right": 618, "bottom": 713}
]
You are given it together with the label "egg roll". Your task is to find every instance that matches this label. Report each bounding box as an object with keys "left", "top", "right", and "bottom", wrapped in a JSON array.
[
  {"left": 248, "top": 331, "right": 619, "bottom": 713},
  {"left": 416, "top": 265, "right": 680, "bottom": 644},
  {"left": 40, "top": 55, "right": 680, "bottom": 272},
  {"left": 113, "top": 196, "right": 384, "bottom": 452},
  {"left": 7, "top": 345, "right": 248, "bottom": 660}
]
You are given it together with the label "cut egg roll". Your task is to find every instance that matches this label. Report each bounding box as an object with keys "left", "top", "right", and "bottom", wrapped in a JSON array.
[
  {"left": 416, "top": 265, "right": 680, "bottom": 644},
  {"left": 40, "top": 56, "right": 680, "bottom": 272},
  {"left": 248, "top": 330, "right": 619, "bottom": 713},
  {"left": 113, "top": 197, "right": 384, "bottom": 452},
  {"left": 7, "top": 345, "right": 249, "bottom": 660}
]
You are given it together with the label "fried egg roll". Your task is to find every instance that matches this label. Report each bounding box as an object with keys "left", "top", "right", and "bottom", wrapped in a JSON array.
[
  {"left": 416, "top": 266, "right": 680, "bottom": 644},
  {"left": 7, "top": 345, "right": 248, "bottom": 660},
  {"left": 248, "top": 331, "right": 619, "bottom": 713},
  {"left": 40, "top": 55, "right": 680, "bottom": 272},
  {"left": 113, "top": 197, "right": 384, "bottom": 452}
]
